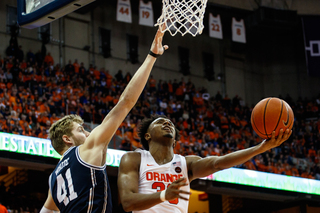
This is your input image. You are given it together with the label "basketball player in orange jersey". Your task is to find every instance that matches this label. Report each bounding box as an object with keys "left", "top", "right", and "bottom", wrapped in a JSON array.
[
  {"left": 118, "top": 115, "right": 292, "bottom": 213},
  {"left": 39, "top": 26, "right": 168, "bottom": 213}
]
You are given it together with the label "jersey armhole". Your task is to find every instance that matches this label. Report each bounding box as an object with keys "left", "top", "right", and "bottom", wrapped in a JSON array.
[
  {"left": 181, "top": 156, "right": 191, "bottom": 184},
  {"left": 133, "top": 151, "right": 142, "bottom": 175},
  {"left": 48, "top": 173, "right": 52, "bottom": 195}
]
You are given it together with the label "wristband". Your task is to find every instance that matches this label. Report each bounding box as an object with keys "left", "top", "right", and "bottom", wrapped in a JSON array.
[
  {"left": 149, "top": 46, "right": 166, "bottom": 58},
  {"left": 149, "top": 50, "right": 161, "bottom": 58},
  {"left": 160, "top": 190, "right": 166, "bottom": 202}
]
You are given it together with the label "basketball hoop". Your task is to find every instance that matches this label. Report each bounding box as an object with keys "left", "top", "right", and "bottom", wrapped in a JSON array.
[{"left": 155, "top": 0, "right": 208, "bottom": 37}]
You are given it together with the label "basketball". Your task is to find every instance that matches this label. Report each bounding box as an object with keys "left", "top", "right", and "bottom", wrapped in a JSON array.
[{"left": 251, "top": 97, "right": 294, "bottom": 139}]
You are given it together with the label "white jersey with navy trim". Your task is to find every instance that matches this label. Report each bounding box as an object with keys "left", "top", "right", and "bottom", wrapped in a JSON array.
[
  {"left": 49, "top": 146, "right": 112, "bottom": 213},
  {"left": 133, "top": 149, "right": 190, "bottom": 213}
]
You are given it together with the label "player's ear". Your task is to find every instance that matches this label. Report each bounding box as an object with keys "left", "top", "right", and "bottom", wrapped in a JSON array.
[
  {"left": 144, "top": 133, "right": 151, "bottom": 141},
  {"left": 62, "top": 135, "right": 73, "bottom": 145}
]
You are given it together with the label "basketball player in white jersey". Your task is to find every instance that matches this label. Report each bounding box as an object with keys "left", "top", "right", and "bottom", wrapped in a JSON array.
[
  {"left": 39, "top": 26, "right": 168, "bottom": 213},
  {"left": 118, "top": 115, "right": 292, "bottom": 213}
]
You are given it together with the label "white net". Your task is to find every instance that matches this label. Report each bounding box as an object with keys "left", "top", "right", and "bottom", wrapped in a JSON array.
[{"left": 155, "top": 0, "right": 208, "bottom": 37}]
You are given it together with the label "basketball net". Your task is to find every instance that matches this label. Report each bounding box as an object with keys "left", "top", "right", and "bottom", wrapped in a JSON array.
[{"left": 155, "top": 0, "right": 208, "bottom": 37}]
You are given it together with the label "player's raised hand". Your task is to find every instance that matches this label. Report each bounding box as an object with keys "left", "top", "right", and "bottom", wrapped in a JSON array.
[
  {"left": 150, "top": 24, "right": 169, "bottom": 56},
  {"left": 261, "top": 129, "right": 292, "bottom": 150},
  {"left": 164, "top": 177, "right": 191, "bottom": 201}
]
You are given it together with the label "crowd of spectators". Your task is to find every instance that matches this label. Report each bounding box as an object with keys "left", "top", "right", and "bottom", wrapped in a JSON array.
[{"left": 0, "top": 45, "right": 320, "bottom": 212}]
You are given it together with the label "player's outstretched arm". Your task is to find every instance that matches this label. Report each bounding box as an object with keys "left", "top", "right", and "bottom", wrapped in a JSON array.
[
  {"left": 40, "top": 190, "right": 60, "bottom": 213},
  {"left": 187, "top": 129, "right": 292, "bottom": 181},
  {"left": 80, "top": 27, "right": 168, "bottom": 161},
  {"left": 118, "top": 152, "right": 190, "bottom": 212}
]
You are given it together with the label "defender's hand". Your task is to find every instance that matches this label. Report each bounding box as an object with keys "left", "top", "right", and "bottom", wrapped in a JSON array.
[{"left": 150, "top": 25, "right": 169, "bottom": 56}]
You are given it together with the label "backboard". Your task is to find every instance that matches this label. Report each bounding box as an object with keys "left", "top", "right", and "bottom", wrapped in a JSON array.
[{"left": 17, "top": 0, "right": 96, "bottom": 29}]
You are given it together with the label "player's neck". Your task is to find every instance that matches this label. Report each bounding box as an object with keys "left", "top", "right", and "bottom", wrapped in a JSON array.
[
  {"left": 149, "top": 143, "right": 174, "bottom": 165},
  {"left": 60, "top": 145, "right": 73, "bottom": 157}
]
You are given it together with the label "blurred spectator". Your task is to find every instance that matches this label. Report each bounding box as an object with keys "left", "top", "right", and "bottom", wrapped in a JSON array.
[
  {"left": 6, "top": 43, "right": 16, "bottom": 58},
  {"left": 34, "top": 50, "right": 43, "bottom": 67},
  {"left": 0, "top": 68, "right": 6, "bottom": 82},
  {"left": 115, "top": 69, "right": 123, "bottom": 82},
  {"left": 26, "top": 50, "right": 35, "bottom": 65},
  {"left": 43, "top": 52, "right": 54, "bottom": 67},
  {"left": 124, "top": 72, "right": 132, "bottom": 84},
  {"left": 17, "top": 46, "right": 24, "bottom": 63},
  {"left": 65, "top": 60, "right": 75, "bottom": 76},
  {"left": 148, "top": 75, "right": 156, "bottom": 92},
  {"left": 73, "top": 59, "right": 80, "bottom": 75},
  {"left": 5, "top": 69, "right": 13, "bottom": 82}
]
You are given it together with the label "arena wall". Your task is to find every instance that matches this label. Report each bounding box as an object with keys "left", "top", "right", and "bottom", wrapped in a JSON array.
[{"left": 0, "top": 0, "right": 319, "bottom": 105}]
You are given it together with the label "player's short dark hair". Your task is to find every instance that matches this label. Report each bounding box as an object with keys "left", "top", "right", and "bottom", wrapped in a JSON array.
[{"left": 138, "top": 114, "right": 180, "bottom": 150}]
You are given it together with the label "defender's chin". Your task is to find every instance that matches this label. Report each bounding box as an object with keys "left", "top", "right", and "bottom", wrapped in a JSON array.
[{"left": 163, "top": 133, "right": 173, "bottom": 139}]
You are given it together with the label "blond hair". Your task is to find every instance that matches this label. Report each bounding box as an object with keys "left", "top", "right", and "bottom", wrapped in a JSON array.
[{"left": 49, "top": 114, "right": 83, "bottom": 154}]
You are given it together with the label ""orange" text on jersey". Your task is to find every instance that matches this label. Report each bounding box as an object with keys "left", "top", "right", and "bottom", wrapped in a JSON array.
[{"left": 146, "top": 172, "right": 183, "bottom": 182}]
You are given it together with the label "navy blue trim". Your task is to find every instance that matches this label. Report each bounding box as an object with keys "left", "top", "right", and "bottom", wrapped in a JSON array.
[{"left": 17, "top": 0, "right": 76, "bottom": 26}]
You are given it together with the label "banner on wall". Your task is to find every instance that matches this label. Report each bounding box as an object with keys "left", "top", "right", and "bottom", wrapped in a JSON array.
[
  {"left": 232, "top": 17, "right": 246, "bottom": 43},
  {"left": 139, "top": 0, "right": 154, "bottom": 27},
  {"left": 117, "top": 0, "right": 132, "bottom": 23},
  {"left": 0, "top": 132, "right": 126, "bottom": 167},
  {"left": 302, "top": 17, "right": 320, "bottom": 77},
  {"left": 209, "top": 13, "right": 223, "bottom": 39}
]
